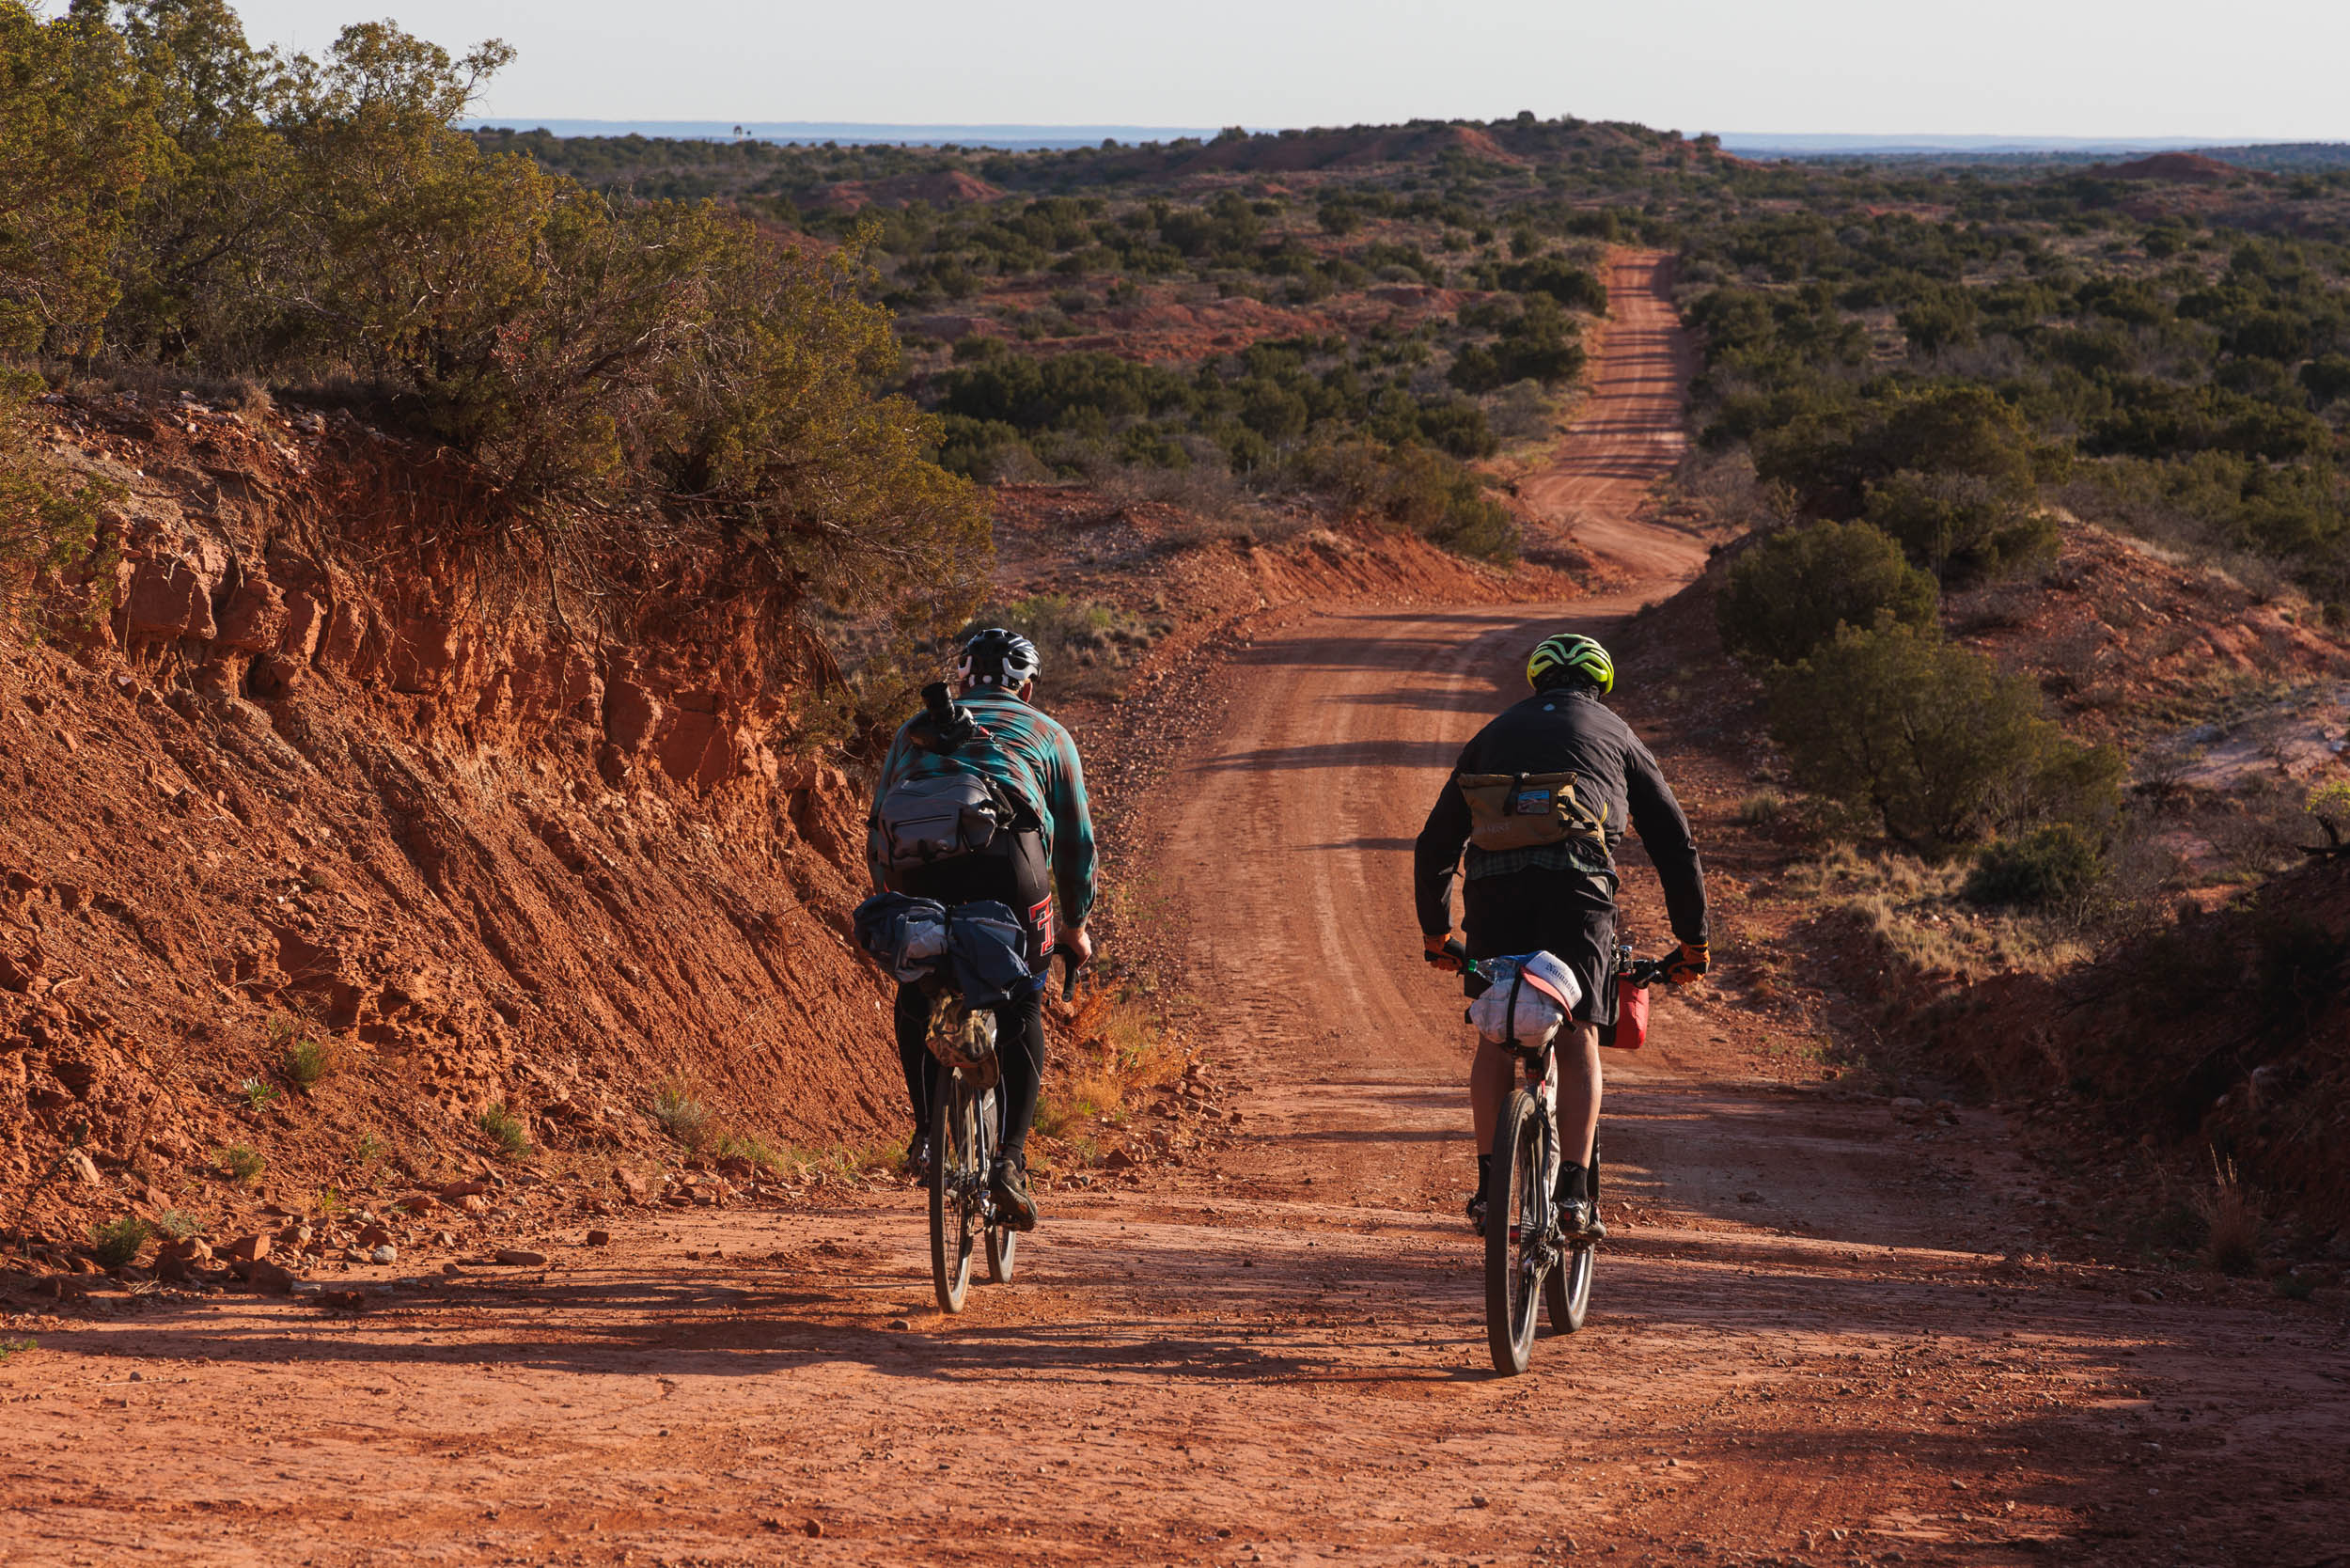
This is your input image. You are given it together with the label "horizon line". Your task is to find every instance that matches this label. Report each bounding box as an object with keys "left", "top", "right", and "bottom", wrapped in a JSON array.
[{"left": 463, "top": 118, "right": 2342, "bottom": 150}]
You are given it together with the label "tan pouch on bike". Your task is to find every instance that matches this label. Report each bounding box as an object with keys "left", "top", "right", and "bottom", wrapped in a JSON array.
[{"left": 1457, "top": 770, "right": 1608, "bottom": 854}]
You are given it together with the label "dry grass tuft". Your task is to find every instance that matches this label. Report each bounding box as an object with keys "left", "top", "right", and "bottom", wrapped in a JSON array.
[
  {"left": 1036, "top": 986, "right": 1191, "bottom": 1161},
  {"left": 649, "top": 1079, "right": 712, "bottom": 1150},
  {"left": 1794, "top": 846, "right": 2089, "bottom": 976},
  {"left": 2191, "top": 1152, "right": 2264, "bottom": 1276}
]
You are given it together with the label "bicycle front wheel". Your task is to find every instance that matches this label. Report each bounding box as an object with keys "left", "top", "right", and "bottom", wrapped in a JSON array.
[
  {"left": 930, "top": 1071, "right": 981, "bottom": 1313},
  {"left": 1485, "top": 1089, "right": 1548, "bottom": 1375},
  {"left": 1545, "top": 1241, "right": 1594, "bottom": 1333}
]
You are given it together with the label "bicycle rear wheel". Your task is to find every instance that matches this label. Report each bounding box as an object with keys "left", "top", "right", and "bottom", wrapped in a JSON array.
[
  {"left": 1484, "top": 1089, "right": 1547, "bottom": 1375},
  {"left": 1545, "top": 1132, "right": 1597, "bottom": 1334},
  {"left": 929, "top": 1071, "right": 981, "bottom": 1313},
  {"left": 981, "top": 1088, "right": 1017, "bottom": 1282}
]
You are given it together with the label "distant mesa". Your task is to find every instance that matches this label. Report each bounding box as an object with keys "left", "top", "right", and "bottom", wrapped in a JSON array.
[
  {"left": 2101, "top": 151, "right": 2246, "bottom": 184},
  {"left": 1176, "top": 122, "right": 1530, "bottom": 174}
]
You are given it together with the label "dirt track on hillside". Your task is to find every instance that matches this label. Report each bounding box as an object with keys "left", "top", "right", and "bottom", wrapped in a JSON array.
[{"left": 4, "top": 252, "right": 2344, "bottom": 1568}]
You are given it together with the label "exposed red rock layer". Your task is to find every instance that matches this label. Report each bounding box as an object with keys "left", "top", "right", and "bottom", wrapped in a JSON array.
[{"left": 3, "top": 394, "right": 896, "bottom": 1222}]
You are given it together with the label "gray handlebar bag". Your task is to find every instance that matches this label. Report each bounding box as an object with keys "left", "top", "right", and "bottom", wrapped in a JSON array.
[{"left": 873, "top": 771, "right": 1011, "bottom": 873}]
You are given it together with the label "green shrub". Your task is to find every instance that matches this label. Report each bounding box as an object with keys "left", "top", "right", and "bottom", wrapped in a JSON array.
[
  {"left": 1964, "top": 823, "right": 2107, "bottom": 908},
  {"left": 2300, "top": 353, "right": 2350, "bottom": 407},
  {"left": 218, "top": 1143, "right": 265, "bottom": 1183},
  {"left": 1496, "top": 256, "right": 1608, "bottom": 313},
  {"left": 88, "top": 1215, "right": 151, "bottom": 1269},
  {"left": 273, "top": 1019, "right": 334, "bottom": 1092},
  {"left": 1754, "top": 384, "right": 2041, "bottom": 520},
  {"left": 1716, "top": 519, "right": 1938, "bottom": 667},
  {"left": 0, "top": 383, "right": 114, "bottom": 634},
  {"left": 1766, "top": 623, "right": 2123, "bottom": 855},
  {"left": 1450, "top": 296, "right": 1586, "bottom": 392},
  {"left": 477, "top": 1102, "right": 528, "bottom": 1159},
  {"left": 1863, "top": 471, "right": 2061, "bottom": 585},
  {"left": 1300, "top": 439, "right": 1517, "bottom": 562}
]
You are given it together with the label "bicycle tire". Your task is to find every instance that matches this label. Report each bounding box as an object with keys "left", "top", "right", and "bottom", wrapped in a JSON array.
[
  {"left": 1485, "top": 1090, "right": 1546, "bottom": 1375},
  {"left": 929, "top": 1071, "right": 980, "bottom": 1313},
  {"left": 1546, "top": 1132, "right": 1597, "bottom": 1334},
  {"left": 980, "top": 1088, "right": 1017, "bottom": 1282},
  {"left": 1545, "top": 1242, "right": 1594, "bottom": 1333}
]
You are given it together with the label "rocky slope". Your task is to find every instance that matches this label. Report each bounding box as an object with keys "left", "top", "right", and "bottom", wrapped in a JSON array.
[{"left": 4, "top": 390, "right": 893, "bottom": 1247}]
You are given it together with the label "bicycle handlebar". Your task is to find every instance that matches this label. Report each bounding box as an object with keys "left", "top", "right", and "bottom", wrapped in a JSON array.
[{"left": 1423, "top": 940, "right": 1675, "bottom": 990}]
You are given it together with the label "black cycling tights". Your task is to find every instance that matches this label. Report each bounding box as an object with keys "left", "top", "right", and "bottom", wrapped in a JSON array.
[{"left": 896, "top": 981, "right": 1047, "bottom": 1163}]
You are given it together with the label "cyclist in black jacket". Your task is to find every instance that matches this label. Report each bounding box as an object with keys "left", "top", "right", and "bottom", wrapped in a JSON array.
[{"left": 1413, "top": 632, "right": 1710, "bottom": 1236}]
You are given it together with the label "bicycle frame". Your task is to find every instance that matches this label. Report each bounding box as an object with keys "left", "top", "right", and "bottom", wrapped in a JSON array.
[{"left": 1501, "top": 1034, "right": 1565, "bottom": 1262}]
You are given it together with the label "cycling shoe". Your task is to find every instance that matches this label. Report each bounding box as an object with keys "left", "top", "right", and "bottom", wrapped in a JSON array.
[
  {"left": 1558, "top": 1198, "right": 1607, "bottom": 1242},
  {"left": 989, "top": 1157, "right": 1039, "bottom": 1232},
  {"left": 903, "top": 1134, "right": 933, "bottom": 1184},
  {"left": 1465, "top": 1193, "right": 1488, "bottom": 1238}
]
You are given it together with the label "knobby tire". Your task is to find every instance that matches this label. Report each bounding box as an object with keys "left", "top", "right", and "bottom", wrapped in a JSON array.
[
  {"left": 1485, "top": 1090, "right": 1546, "bottom": 1375},
  {"left": 982, "top": 1087, "right": 1017, "bottom": 1282},
  {"left": 929, "top": 1070, "right": 980, "bottom": 1313},
  {"left": 1546, "top": 1133, "right": 1598, "bottom": 1334}
]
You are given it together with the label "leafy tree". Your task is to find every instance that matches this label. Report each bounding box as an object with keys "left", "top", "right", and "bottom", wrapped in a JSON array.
[
  {"left": 0, "top": 0, "right": 163, "bottom": 354},
  {"left": 69, "top": 0, "right": 289, "bottom": 360},
  {"left": 1766, "top": 623, "right": 2121, "bottom": 855},
  {"left": 1716, "top": 519, "right": 1937, "bottom": 667}
]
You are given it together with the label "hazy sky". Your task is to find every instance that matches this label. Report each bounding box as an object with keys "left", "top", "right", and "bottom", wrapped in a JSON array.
[{"left": 222, "top": 0, "right": 2350, "bottom": 141}]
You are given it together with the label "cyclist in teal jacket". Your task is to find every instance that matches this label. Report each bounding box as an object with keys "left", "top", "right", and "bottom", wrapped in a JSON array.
[{"left": 868, "top": 628, "right": 1097, "bottom": 1229}]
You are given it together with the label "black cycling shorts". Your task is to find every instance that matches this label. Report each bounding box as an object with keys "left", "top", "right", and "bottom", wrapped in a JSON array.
[{"left": 1462, "top": 865, "right": 1616, "bottom": 1025}]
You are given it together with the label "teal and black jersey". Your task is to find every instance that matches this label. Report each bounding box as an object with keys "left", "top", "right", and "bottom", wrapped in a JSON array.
[{"left": 868, "top": 687, "right": 1098, "bottom": 927}]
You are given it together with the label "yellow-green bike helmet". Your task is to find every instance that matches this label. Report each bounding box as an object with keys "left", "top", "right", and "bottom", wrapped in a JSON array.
[{"left": 1526, "top": 632, "right": 1614, "bottom": 694}]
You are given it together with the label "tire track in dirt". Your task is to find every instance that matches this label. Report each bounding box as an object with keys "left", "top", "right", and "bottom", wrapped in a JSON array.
[{"left": 2, "top": 252, "right": 2343, "bottom": 1568}]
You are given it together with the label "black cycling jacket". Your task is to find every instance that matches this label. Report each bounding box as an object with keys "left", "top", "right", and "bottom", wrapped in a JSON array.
[{"left": 1413, "top": 687, "right": 1708, "bottom": 946}]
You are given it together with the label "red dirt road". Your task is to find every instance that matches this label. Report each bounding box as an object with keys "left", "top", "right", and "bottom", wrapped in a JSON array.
[{"left": 3, "top": 255, "right": 2344, "bottom": 1568}]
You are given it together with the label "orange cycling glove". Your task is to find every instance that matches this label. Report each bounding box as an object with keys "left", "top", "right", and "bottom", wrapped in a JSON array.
[{"left": 1665, "top": 941, "right": 1709, "bottom": 986}]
